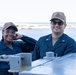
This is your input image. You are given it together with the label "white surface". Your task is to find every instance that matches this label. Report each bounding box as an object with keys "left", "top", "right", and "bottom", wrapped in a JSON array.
[
  {"left": 19, "top": 58, "right": 55, "bottom": 75},
  {"left": 19, "top": 53, "right": 76, "bottom": 75}
]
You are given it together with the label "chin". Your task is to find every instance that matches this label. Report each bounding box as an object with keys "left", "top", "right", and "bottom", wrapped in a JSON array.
[
  {"left": 54, "top": 32, "right": 61, "bottom": 34},
  {"left": 7, "top": 40, "right": 13, "bottom": 42}
]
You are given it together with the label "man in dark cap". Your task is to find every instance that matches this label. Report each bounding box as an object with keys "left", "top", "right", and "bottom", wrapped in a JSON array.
[
  {"left": 0, "top": 22, "right": 36, "bottom": 75},
  {"left": 32, "top": 11, "right": 76, "bottom": 61}
]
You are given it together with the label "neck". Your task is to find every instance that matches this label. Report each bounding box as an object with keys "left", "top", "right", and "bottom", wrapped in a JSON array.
[
  {"left": 52, "top": 33, "right": 63, "bottom": 39},
  {"left": 4, "top": 40, "right": 13, "bottom": 50},
  {"left": 4, "top": 40, "right": 12, "bottom": 45},
  {"left": 52, "top": 33, "right": 63, "bottom": 46}
]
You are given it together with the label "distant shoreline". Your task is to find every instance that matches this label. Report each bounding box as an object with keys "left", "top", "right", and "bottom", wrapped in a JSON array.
[
  {"left": 0, "top": 24, "right": 76, "bottom": 30},
  {"left": 17, "top": 24, "right": 76, "bottom": 30}
]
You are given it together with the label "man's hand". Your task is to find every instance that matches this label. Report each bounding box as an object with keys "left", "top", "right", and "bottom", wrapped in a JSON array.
[{"left": 14, "top": 33, "right": 23, "bottom": 40}]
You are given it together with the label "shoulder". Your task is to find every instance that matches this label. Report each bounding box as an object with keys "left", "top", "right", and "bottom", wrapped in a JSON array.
[
  {"left": 0, "top": 40, "right": 5, "bottom": 46},
  {"left": 39, "top": 34, "right": 51, "bottom": 40},
  {"left": 63, "top": 34, "right": 75, "bottom": 41},
  {"left": 0, "top": 41, "right": 4, "bottom": 46},
  {"left": 13, "top": 41, "right": 24, "bottom": 47},
  {"left": 37, "top": 34, "right": 51, "bottom": 42},
  {"left": 63, "top": 34, "right": 75, "bottom": 43}
]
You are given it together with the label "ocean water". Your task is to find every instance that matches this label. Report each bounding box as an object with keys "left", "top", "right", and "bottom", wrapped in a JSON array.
[{"left": 0, "top": 28, "right": 76, "bottom": 40}]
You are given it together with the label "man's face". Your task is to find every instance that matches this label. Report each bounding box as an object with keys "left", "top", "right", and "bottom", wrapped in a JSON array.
[
  {"left": 51, "top": 19, "right": 66, "bottom": 34},
  {"left": 2, "top": 27, "right": 16, "bottom": 42}
]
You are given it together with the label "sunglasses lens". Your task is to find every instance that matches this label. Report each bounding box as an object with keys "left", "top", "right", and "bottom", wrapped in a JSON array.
[
  {"left": 51, "top": 21, "right": 64, "bottom": 26},
  {"left": 4, "top": 30, "right": 16, "bottom": 34}
]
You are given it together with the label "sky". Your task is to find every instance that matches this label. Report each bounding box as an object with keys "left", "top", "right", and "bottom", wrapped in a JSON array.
[{"left": 0, "top": 0, "right": 76, "bottom": 24}]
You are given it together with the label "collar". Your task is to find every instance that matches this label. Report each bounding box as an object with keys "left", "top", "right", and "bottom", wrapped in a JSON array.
[
  {"left": 0, "top": 39, "right": 13, "bottom": 50},
  {"left": 45, "top": 34, "right": 66, "bottom": 43}
]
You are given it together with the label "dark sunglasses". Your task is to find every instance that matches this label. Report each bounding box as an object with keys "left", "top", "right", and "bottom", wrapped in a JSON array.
[
  {"left": 51, "top": 20, "right": 64, "bottom": 26},
  {"left": 4, "top": 30, "right": 16, "bottom": 34}
]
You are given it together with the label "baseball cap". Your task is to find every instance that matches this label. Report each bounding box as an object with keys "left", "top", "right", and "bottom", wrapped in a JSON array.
[
  {"left": 3, "top": 22, "right": 18, "bottom": 31},
  {"left": 50, "top": 12, "right": 66, "bottom": 23}
]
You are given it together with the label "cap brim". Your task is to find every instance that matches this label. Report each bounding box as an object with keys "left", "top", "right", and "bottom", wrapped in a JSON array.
[
  {"left": 50, "top": 17, "right": 64, "bottom": 22},
  {"left": 6, "top": 26, "right": 18, "bottom": 31}
]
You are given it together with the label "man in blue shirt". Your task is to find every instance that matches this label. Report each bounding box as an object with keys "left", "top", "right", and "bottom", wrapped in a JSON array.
[
  {"left": 32, "top": 11, "right": 76, "bottom": 61},
  {"left": 0, "top": 22, "right": 36, "bottom": 75}
]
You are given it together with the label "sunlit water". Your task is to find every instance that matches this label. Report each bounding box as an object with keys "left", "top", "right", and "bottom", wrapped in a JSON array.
[{"left": 0, "top": 28, "right": 76, "bottom": 40}]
